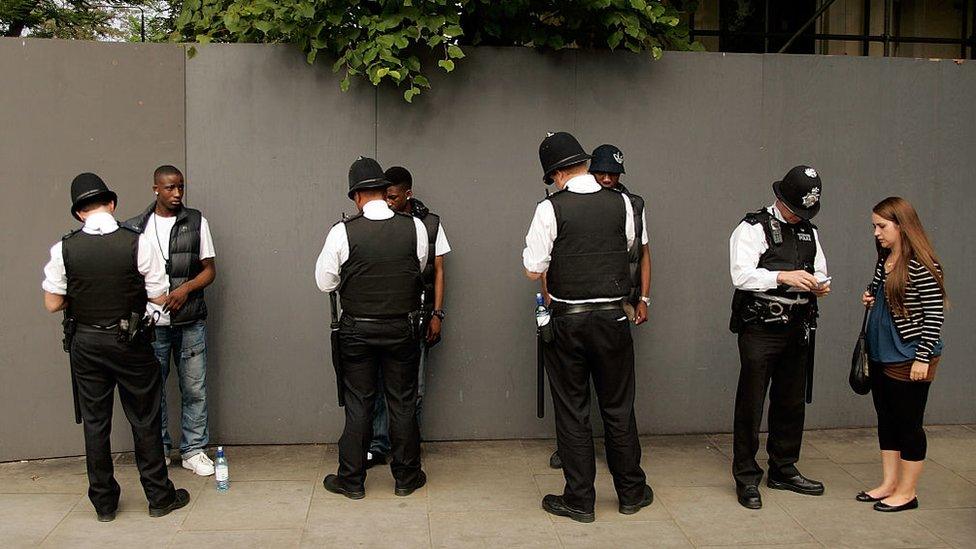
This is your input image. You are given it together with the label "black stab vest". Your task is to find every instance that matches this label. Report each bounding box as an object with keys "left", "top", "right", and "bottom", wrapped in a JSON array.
[
  {"left": 127, "top": 205, "right": 208, "bottom": 325},
  {"left": 338, "top": 213, "right": 423, "bottom": 317},
  {"left": 734, "top": 207, "right": 819, "bottom": 301},
  {"left": 62, "top": 227, "right": 148, "bottom": 326},
  {"left": 545, "top": 188, "right": 630, "bottom": 300}
]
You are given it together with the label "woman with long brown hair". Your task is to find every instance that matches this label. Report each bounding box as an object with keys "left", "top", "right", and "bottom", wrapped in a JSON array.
[{"left": 857, "top": 196, "right": 946, "bottom": 512}]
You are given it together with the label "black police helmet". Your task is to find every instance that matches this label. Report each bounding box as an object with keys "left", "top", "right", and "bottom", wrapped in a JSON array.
[
  {"left": 539, "top": 131, "right": 591, "bottom": 185},
  {"left": 772, "top": 165, "right": 822, "bottom": 220},
  {"left": 348, "top": 157, "right": 390, "bottom": 199},
  {"left": 589, "top": 144, "right": 625, "bottom": 175},
  {"left": 70, "top": 172, "right": 117, "bottom": 221}
]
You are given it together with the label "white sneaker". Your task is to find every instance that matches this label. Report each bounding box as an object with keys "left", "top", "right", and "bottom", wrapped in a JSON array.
[{"left": 182, "top": 452, "right": 215, "bottom": 476}]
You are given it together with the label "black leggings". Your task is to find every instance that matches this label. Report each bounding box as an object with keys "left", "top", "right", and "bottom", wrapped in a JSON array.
[{"left": 870, "top": 363, "right": 931, "bottom": 462}]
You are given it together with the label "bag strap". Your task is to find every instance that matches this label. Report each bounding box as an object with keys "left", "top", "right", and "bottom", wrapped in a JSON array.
[{"left": 858, "top": 284, "right": 872, "bottom": 336}]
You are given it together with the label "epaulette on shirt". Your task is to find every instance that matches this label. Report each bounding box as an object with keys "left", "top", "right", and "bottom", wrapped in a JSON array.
[
  {"left": 742, "top": 208, "right": 817, "bottom": 229},
  {"left": 540, "top": 189, "right": 566, "bottom": 204},
  {"left": 333, "top": 212, "right": 364, "bottom": 227},
  {"left": 61, "top": 227, "right": 82, "bottom": 241},
  {"left": 742, "top": 208, "right": 768, "bottom": 225}
]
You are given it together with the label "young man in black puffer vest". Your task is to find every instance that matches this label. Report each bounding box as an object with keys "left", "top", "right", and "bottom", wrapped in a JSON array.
[
  {"left": 363, "top": 166, "right": 452, "bottom": 470},
  {"left": 127, "top": 165, "right": 217, "bottom": 477}
]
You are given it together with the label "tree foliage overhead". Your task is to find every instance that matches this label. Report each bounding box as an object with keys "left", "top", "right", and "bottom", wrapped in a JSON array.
[
  {"left": 2, "top": 0, "right": 178, "bottom": 41},
  {"left": 174, "top": 0, "right": 701, "bottom": 101}
]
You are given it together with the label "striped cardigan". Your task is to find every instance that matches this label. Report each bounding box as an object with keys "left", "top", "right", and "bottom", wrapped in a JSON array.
[{"left": 869, "top": 256, "right": 945, "bottom": 363}]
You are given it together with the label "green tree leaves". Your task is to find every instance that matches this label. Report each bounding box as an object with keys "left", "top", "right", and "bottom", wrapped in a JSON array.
[{"left": 173, "top": 0, "right": 699, "bottom": 102}]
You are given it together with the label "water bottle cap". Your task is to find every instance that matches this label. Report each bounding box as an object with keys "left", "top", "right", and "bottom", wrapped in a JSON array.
[
  {"left": 216, "top": 446, "right": 224, "bottom": 457},
  {"left": 535, "top": 293, "right": 544, "bottom": 304}
]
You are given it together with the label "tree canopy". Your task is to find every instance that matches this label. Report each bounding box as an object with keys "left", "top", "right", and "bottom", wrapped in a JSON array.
[{"left": 174, "top": 0, "right": 701, "bottom": 102}]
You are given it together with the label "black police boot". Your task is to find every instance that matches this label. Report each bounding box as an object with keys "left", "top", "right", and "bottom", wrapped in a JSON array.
[
  {"left": 542, "top": 494, "right": 595, "bottom": 523},
  {"left": 767, "top": 473, "right": 825, "bottom": 496},
  {"left": 394, "top": 471, "right": 427, "bottom": 497},
  {"left": 323, "top": 474, "right": 366, "bottom": 500},
  {"left": 549, "top": 451, "right": 562, "bottom": 469},
  {"left": 148, "top": 488, "right": 191, "bottom": 518},
  {"left": 619, "top": 485, "right": 654, "bottom": 515},
  {"left": 736, "top": 484, "right": 762, "bottom": 510}
]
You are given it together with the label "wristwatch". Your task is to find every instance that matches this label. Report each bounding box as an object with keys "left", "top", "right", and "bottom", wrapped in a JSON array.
[
  {"left": 432, "top": 309, "right": 446, "bottom": 320},
  {"left": 639, "top": 296, "right": 651, "bottom": 306}
]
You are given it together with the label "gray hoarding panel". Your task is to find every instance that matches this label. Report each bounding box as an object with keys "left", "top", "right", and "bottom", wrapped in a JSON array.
[
  {"left": 761, "top": 54, "right": 974, "bottom": 427},
  {"left": 574, "top": 51, "right": 766, "bottom": 434},
  {"left": 2, "top": 41, "right": 973, "bottom": 461},
  {"left": 375, "top": 47, "right": 579, "bottom": 440},
  {"left": 0, "top": 39, "right": 186, "bottom": 461},
  {"left": 183, "top": 44, "right": 375, "bottom": 445}
]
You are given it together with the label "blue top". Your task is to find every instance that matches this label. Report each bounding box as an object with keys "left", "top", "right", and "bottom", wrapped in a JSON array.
[{"left": 867, "top": 277, "right": 942, "bottom": 363}]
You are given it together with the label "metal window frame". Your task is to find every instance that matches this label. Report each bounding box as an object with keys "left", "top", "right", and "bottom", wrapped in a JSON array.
[{"left": 688, "top": 0, "right": 975, "bottom": 59}]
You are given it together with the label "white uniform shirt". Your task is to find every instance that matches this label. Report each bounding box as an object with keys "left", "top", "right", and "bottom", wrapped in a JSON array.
[
  {"left": 522, "top": 174, "right": 637, "bottom": 303},
  {"left": 42, "top": 211, "right": 168, "bottom": 299},
  {"left": 729, "top": 203, "right": 828, "bottom": 292},
  {"left": 142, "top": 213, "right": 217, "bottom": 326},
  {"left": 315, "top": 200, "right": 429, "bottom": 293}
]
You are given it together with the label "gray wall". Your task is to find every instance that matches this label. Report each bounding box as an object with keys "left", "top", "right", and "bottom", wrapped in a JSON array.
[
  {"left": 2, "top": 40, "right": 973, "bottom": 461},
  {"left": 0, "top": 39, "right": 186, "bottom": 461}
]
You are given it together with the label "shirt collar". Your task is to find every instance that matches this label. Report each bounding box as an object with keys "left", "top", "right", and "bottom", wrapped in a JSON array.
[
  {"left": 362, "top": 199, "right": 395, "bottom": 220},
  {"left": 81, "top": 211, "right": 119, "bottom": 235},
  {"left": 563, "top": 174, "right": 601, "bottom": 194},
  {"left": 769, "top": 203, "right": 787, "bottom": 223}
]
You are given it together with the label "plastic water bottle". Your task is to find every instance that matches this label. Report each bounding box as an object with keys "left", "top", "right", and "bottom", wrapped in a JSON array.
[
  {"left": 215, "top": 446, "right": 229, "bottom": 491},
  {"left": 535, "top": 293, "right": 550, "bottom": 327}
]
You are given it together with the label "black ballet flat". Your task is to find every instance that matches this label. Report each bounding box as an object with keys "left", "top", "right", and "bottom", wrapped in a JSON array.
[
  {"left": 855, "top": 491, "right": 886, "bottom": 502},
  {"left": 873, "top": 497, "right": 919, "bottom": 512}
]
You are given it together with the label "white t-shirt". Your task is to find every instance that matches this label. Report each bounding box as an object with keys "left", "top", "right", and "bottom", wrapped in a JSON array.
[
  {"left": 433, "top": 222, "right": 451, "bottom": 256},
  {"left": 144, "top": 213, "right": 216, "bottom": 326}
]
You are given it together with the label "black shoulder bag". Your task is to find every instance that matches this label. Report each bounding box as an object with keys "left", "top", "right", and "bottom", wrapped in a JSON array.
[{"left": 849, "top": 290, "right": 872, "bottom": 395}]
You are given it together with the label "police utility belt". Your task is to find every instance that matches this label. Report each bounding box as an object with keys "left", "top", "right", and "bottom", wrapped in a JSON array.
[
  {"left": 549, "top": 300, "right": 624, "bottom": 318},
  {"left": 63, "top": 311, "right": 159, "bottom": 350},
  {"left": 740, "top": 293, "right": 811, "bottom": 325}
]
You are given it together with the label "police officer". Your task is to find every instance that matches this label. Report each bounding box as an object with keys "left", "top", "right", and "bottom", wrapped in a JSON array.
[
  {"left": 314, "top": 157, "right": 429, "bottom": 498},
  {"left": 729, "top": 165, "right": 831, "bottom": 509},
  {"left": 548, "top": 143, "right": 652, "bottom": 471},
  {"left": 365, "top": 166, "right": 451, "bottom": 469},
  {"left": 42, "top": 173, "right": 190, "bottom": 522},
  {"left": 523, "top": 132, "right": 653, "bottom": 523}
]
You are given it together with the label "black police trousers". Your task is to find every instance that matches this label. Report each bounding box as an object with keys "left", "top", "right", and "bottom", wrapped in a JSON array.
[
  {"left": 335, "top": 315, "right": 423, "bottom": 490},
  {"left": 70, "top": 326, "right": 176, "bottom": 513},
  {"left": 733, "top": 321, "right": 809, "bottom": 487},
  {"left": 544, "top": 309, "right": 647, "bottom": 512}
]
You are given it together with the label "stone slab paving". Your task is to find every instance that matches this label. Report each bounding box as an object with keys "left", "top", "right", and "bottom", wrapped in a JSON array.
[{"left": 0, "top": 426, "right": 973, "bottom": 548}]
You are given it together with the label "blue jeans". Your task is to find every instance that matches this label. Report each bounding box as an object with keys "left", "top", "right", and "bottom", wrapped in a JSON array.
[
  {"left": 371, "top": 343, "right": 428, "bottom": 455},
  {"left": 153, "top": 320, "right": 209, "bottom": 458}
]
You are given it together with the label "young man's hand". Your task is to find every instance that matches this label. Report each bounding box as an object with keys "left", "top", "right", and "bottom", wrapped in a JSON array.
[
  {"left": 634, "top": 301, "right": 648, "bottom": 325},
  {"left": 163, "top": 287, "right": 190, "bottom": 312},
  {"left": 426, "top": 316, "right": 442, "bottom": 344}
]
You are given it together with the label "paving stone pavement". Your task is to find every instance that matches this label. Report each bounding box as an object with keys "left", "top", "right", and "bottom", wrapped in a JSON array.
[{"left": 1, "top": 426, "right": 974, "bottom": 548}]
